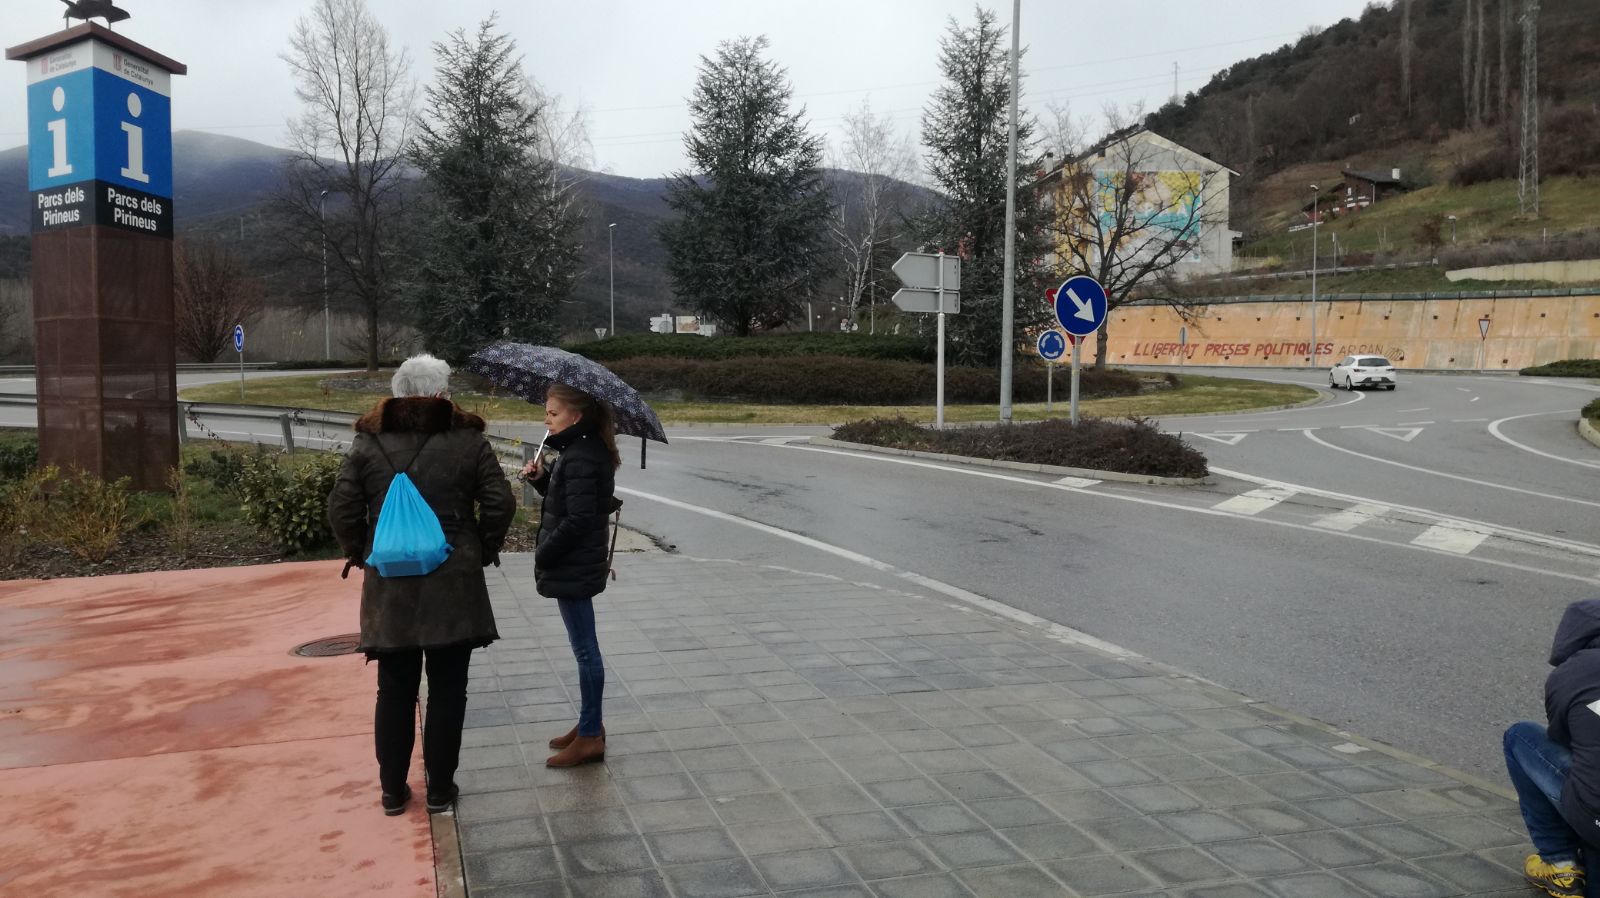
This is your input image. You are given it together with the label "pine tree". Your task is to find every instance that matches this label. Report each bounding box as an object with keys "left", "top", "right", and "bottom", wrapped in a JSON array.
[
  {"left": 659, "top": 37, "right": 831, "bottom": 336},
  {"left": 909, "top": 9, "right": 1052, "bottom": 368},
  {"left": 406, "top": 18, "right": 582, "bottom": 360}
]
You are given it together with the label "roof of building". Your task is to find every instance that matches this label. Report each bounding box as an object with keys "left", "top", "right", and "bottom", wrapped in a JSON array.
[{"left": 1341, "top": 169, "right": 1404, "bottom": 185}]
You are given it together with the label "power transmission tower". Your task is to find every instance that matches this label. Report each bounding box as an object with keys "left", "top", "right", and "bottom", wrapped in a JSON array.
[{"left": 1518, "top": 0, "right": 1540, "bottom": 216}]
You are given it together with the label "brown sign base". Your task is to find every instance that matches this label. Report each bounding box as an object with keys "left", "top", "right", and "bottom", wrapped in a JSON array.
[{"left": 32, "top": 224, "right": 178, "bottom": 491}]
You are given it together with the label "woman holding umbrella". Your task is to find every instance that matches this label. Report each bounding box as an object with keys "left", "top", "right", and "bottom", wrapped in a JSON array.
[{"left": 522, "top": 383, "right": 621, "bottom": 767}]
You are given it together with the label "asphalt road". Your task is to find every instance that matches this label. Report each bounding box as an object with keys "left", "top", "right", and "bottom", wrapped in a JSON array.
[{"left": 5, "top": 367, "right": 1599, "bottom": 783}]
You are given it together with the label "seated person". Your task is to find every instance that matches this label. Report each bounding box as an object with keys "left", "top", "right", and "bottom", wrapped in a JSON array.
[{"left": 1505, "top": 599, "right": 1600, "bottom": 898}]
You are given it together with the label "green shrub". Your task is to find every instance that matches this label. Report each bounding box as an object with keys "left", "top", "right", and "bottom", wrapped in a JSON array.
[
  {"left": 0, "top": 465, "right": 56, "bottom": 565},
  {"left": 45, "top": 468, "right": 143, "bottom": 562},
  {"left": 1521, "top": 359, "right": 1600, "bottom": 378},
  {"left": 602, "top": 355, "right": 1144, "bottom": 404},
  {"left": 833, "top": 416, "right": 1209, "bottom": 479},
  {"left": 183, "top": 447, "right": 248, "bottom": 493},
  {"left": 0, "top": 434, "right": 38, "bottom": 482},
  {"left": 238, "top": 451, "right": 343, "bottom": 553},
  {"left": 1584, "top": 397, "right": 1600, "bottom": 422},
  {"left": 566, "top": 332, "right": 933, "bottom": 363}
]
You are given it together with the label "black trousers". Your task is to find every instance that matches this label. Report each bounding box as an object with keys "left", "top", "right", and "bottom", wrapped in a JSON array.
[{"left": 373, "top": 646, "right": 473, "bottom": 795}]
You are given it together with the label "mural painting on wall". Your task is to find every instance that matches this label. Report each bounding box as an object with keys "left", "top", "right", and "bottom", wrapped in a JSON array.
[
  {"left": 1128, "top": 340, "right": 1408, "bottom": 362},
  {"left": 1096, "top": 170, "right": 1203, "bottom": 240}
]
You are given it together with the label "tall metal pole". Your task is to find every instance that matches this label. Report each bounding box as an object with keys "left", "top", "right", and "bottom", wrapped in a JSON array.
[
  {"left": 320, "top": 189, "right": 330, "bottom": 360},
  {"left": 1309, "top": 185, "right": 1318, "bottom": 369},
  {"left": 998, "top": 0, "right": 1021, "bottom": 423},
  {"left": 936, "top": 250, "right": 947, "bottom": 430},
  {"left": 608, "top": 222, "right": 616, "bottom": 336}
]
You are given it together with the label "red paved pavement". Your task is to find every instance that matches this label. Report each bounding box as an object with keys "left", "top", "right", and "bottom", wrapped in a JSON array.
[{"left": 0, "top": 561, "right": 437, "bottom": 897}]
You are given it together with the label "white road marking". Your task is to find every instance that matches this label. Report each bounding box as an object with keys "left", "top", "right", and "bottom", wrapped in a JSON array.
[
  {"left": 1412, "top": 523, "right": 1490, "bottom": 555},
  {"left": 1357, "top": 426, "right": 1424, "bottom": 442},
  {"left": 1302, "top": 429, "right": 1600, "bottom": 509},
  {"left": 1190, "top": 432, "right": 1250, "bottom": 446},
  {"left": 1395, "top": 421, "right": 1435, "bottom": 426},
  {"left": 1053, "top": 476, "right": 1101, "bottom": 488},
  {"left": 1453, "top": 418, "right": 1489, "bottom": 423},
  {"left": 1314, "top": 503, "right": 1390, "bottom": 532},
  {"left": 616, "top": 486, "right": 1146, "bottom": 660},
  {"left": 759, "top": 437, "right": 809, "bottom": 445},
  {"left": 1458, "top": 388, "right": 1473, "bottom": 393},
  {"left": 739, "top": 441, "right": 1600, "bottom": 585},
  {"left": 1398, "top": 408, "right": 1429, "bottom": 413},
  {"left": 1487, "top": 412, "right": 1600, "bottom": 470},
  {"left": 1213, "top": 486, "right": 1297, "bottom": 515}
]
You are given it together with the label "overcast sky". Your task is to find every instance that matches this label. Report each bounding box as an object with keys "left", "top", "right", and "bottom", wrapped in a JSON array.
[{"left": 3, "top": 1, "right": 1376, "bottom": 179}]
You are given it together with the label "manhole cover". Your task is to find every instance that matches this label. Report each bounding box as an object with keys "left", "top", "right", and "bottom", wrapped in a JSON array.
[{"left": 292, "top": 634, "right": 362, "bottom": 657}]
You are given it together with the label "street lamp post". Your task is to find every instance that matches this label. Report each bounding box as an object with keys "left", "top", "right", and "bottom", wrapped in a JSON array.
[
  {"left": 319, "top": 189, "right": 330, "bottom": 360},
  {"left": 1447, "top": 214, "right": 1458, "bottom": 243},
  {"left": 607, "top": 222, "right": 617, "bottom": 337},
  {"left": 1309, "top": 184, "right": 1319, "bottom": 370}
]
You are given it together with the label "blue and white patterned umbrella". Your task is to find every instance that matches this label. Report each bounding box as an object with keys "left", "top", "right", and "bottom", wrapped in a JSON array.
[{"left": 467, "top": 342, "right": 668, "bottom": 446}]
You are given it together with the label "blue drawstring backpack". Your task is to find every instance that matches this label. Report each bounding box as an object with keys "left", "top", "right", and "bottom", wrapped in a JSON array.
[{"left": 365, "top": 432, "right": 453, "bottom": 577}]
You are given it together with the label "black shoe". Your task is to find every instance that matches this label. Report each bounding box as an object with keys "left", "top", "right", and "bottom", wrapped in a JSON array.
[
  {"left": 426, "top": 783, "right": 459, "bottom": 813},
  {"left": 381, "top": 784, "right": 412, "bottom": 816}
]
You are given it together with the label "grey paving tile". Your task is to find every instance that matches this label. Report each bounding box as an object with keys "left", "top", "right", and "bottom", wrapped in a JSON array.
[
  {"left": 458, "top": 789, "right": 542, "bottom": 823},
  {"left": 474, "top": 881, "right": 569, "bottom": 898},
  {"left": 607, "top": 751, "right": 685, "bottom": 779},
  {"left": 791, "top": 782, "right": 879, "bottom": 816},
  {"left": 865, "top": 872, "right": 976, "bottom": 898},
  {"left": 616, "top": 772, "right": 700, "bottom": 804},
  {"left": 933, "top": 771, "right": 1021, "bottom": 802},
  {"left": 465, "top": 846, "right": 560, "bottom": 888},
  {"left": 893, "top": 803, "right": 989, "bottom": 837},
  {"left": 539, "top": 781, "right": 626, "bottom": 813},
  {"left": 997, "top": 822, "right": 1100, "bottom": 862},
  {"left": 920, "top": 830, "right": 1028, "bottom": 869},
  {"left": 963, "top": 797, "right": 1061, "bottom": 829},
  {"left": 1179, "top": 885, "right": 1272, "bottom": 898},
  {"left": 1409, "top": 852, "right": 1525, "bottom": 892},
  {"left": 836, "top": 754, "right": 922, "bottom": 783},
  {"left": 816, "top": 810, "right": 909, "bottom": 845},
  {"left": 661, "top": 858, "right": 768, "bottom": 898},
  {"left": 460, "top": 816, "right": 553, "bottom": 853},
  {"left": 1422, "top": 814, "right": 1527, "bottom": 850},
  {"left": 1257, "top": 872, "right": 1371, "bottom": 898},
  {"left": 1130, "top": 846, "right": 1235, "bottom": 886},
  {"left": 752, "top": 848, "right": 859, "bottom": 891},
  {"left": 1205, "top": 838, "right": 1314, "bottom": 877},
  {"left": 732, "top": 818, "right": 832, "bottom": 856},
  {"left": 1036, "top": 790, "right": 1139, "bottom": 822},
  {"left": 693, "top": 767, "right": 777, "bottom": 797},
  {"left": 1044, "top": 853, "right": 1160, "bottom": 895},
  {"left": 1073, "top": 759, "right": 1157, "bottom": 788},
  {"left": 547, "top": 808, "right": 639, "bottom": 842},
  {"left": 839, "top": 840, "right": 944, "bottom": 880},
  {"left": 1109, "top": 783, "right": 1204, "bottom": 814},
  {"left": 777, "top": 886, "right": 875, "bottom": 898},
  {"left": 1272, "top": 830, "right": 1386, "bottom": 868},
  {"left": 1297, "top": 797, "right": 1398, "bottom": 828},
  {"left": 558, "top": 835, "right": 655, "bottom": 876},
  {"left": 1337, "top": 862, "right": 1457, "bottom": 898},
  {"left": 1154, "top": 810, "right": 1254, "bottom": 843},
  {"left": 1080, "top": 814, "right": 1186, "bottom": 851},
  {"left": 713, "top": 790, "right": 804, "bottom": 825},
  {"left": 628, "top": 797, "right": 722, "bottom": 834},
  {"left": 459, "top": 765, "right": 537, "bottom": 796},
  {"left": 954, "top": 863, "right": 1066, "bottom": 898},
  {"left": 643, "top": 827, "right": 742, "bottom": 865},
  {"left": 1227, "top": 803, "right": 1326, "bottom": 837},
  {"left": 768, "top": 760, "right": 853, "bottom": 789}
]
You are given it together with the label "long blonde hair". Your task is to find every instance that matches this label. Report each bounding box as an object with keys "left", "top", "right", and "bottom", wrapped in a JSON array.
[{"left": 548, "top": 383, "right": 622, "bottom": 470}]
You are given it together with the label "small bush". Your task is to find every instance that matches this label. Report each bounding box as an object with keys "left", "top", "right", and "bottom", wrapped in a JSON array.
[
  {"left": 0, "top": 434, "right": 38, "bottom": 482},
  {"left": 1521, "top": 359, "right": 1600, "bottom": 378},
  {"left": 238, "top": 451, "right": 343, "bottom": 553},
  {"left": 1584, "top": 397, "right": 1600, "bottom": 422},
  {"left": 0, "top": 465, "right": 56, "bottom": 565},
  {"left": 833, "top": 416, "right": 1208, "bottom": 478},
  {"left": 602, "top": 356, "right": 1144, "bottom": 404},
  {"left": 44, "top": 468, "right": 143, "bottom": 562},
  {"left": 183, "top": 447, "right": 248, "bottom": 493},
  {"left": 567, "top": 332, "right": 933, "bottom": 364}
]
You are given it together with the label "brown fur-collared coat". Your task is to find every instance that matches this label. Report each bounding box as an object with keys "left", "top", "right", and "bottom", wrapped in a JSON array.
[{"left": 327, "top": 396, "right": 516, "bottom": 654}]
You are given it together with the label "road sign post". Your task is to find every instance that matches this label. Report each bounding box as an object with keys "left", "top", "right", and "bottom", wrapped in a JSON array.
[
  {"left": 1052, "top": 276, "right": 1110, "bottom": 428},
  {"left": 1179, "top": 325, "right": 1188, "bottom": 375},
  {"left": 1478, "top": 316, "right": 1491, "bottom": 371},
  {"left": 892, "top": 251, "right": 961, "bottom": 429},
  {"left": 1036, "top": 330, "right": 1067, "bottom": 415},
  {"left": 234, "top": 324, "right": 245, "bottom": 400}
]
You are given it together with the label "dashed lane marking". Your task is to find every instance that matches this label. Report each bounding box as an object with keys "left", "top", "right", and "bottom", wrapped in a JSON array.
[
  {"left": 1212, "top": 486, "right": 1297, "bottom": 516},
  {"left": 1412, "top": 523, "right": 1491, "bottom": 555},
  {"left": 1313, "top": 503, "right": 1390, "bottom": 532},
  {"left": 1053, "top": 476, "right": 1101, "bottom": 488}
]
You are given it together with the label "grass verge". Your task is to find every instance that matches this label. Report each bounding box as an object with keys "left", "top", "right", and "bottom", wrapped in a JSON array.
[{"left": 180, "top": 373, "right": 1315, "bottom": 425}]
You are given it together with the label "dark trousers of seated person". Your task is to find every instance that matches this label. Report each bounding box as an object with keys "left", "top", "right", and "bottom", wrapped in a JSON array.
[{"left": 374, "top": 646, "right": 473, "bottom": 795}]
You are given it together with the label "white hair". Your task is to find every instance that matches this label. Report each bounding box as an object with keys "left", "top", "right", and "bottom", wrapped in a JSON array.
[{"left": 391, "top": 353, "right": 452, "bottom": 398}]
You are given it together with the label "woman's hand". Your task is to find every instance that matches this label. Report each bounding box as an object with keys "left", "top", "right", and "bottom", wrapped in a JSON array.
[{"left": 521, "top": 457, "right": 543, "bottom": 481}]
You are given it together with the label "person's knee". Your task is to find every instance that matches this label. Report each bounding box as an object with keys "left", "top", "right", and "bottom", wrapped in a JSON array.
[{"left": 1506, "top": 720, "right": 1545, "bottom": 750}]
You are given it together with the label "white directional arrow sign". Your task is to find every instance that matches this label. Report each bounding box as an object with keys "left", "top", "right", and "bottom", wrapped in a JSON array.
[
  {"left": 892, "top": 288, "right": 960, "bottom": 314},
  {"left": 892, "top": 252, "right": 960, "bottom": 291},
  {"left": 1063, "top": 287, "right": 1096, "bottom": 322}
]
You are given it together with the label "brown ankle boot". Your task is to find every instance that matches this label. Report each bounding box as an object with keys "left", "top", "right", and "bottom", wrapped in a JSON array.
[
  {"left": 546, "top": 734, "right": 605, "bottom": 768},
  {"left": 549, "top": 724, "right": 604, "bottom": 750}
]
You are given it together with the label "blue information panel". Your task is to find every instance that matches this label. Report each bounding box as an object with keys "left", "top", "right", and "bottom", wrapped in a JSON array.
[
  {"left": 1036, "top": 330, "right": 1066, "bottom": 361},
  {"left": 1052, "top": 275, "right": 1108, "bottom": 337},
  {"left": 25, "top": 40, "right": 173, "bottom": 237},
  {"left": 233, "top": 324, "right": 245, "bottom": 353}
]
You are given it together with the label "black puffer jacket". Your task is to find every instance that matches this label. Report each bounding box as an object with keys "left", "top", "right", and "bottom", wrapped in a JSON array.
[
  {"left": 529, "top": 420, "right": 616, "bottom": 600},
  {"left": 1546, "top": 599, "right": 1600, "bottom": 847}
]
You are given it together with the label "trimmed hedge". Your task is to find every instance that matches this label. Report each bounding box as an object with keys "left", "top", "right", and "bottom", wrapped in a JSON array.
[
  {"left": 602, "top": 355, "right": 1146, "bottom": 404},
  {"left": 1521, "top": 359, "right": 1600, "bottom": 378},
  {"left": 1584, "top": 397, "right": 1600, "bottom": 422},
  {"left": 567, "top": 332, "right": 933, "bottom": 363},
  {"left": 833, "top": 416, "right": 1208, "bottom": 479}
]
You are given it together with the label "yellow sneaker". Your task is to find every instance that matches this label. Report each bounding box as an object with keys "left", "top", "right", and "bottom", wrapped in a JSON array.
[{"left": 1524, "top": 854, "right": 1585, "bottom": 898}]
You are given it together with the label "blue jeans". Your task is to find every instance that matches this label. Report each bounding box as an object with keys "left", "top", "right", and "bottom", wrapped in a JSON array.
[
  {"left": 1505, "top": 720, "right": 1581, "bottom": 864},
  {"left": 557, "top": 598, "right": 604, "bottom": 737}
]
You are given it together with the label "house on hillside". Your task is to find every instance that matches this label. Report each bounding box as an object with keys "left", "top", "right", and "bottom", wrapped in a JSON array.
[
  {"left": 1301, "top": 167, "right": 1409, "bottom": 224},
  {"left": 1038, "top": 130, "right": 1236, "bottom": 280}
]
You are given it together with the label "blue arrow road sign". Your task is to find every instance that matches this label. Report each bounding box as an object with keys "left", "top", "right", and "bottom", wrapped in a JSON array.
[
  {"left": 1037, "top": 330, "right": 1067, "bottom": 361},
  {"left": 233, "top": 324, "right": 245, "bottom": 353},
  {"left": 1053, "top": 275, "right": 1108, "bottom": 336}
]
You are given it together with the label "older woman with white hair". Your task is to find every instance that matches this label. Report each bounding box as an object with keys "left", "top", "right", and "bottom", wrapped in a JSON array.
[{"left": 328, "top": 353, "right": 516, "bottom": 817}]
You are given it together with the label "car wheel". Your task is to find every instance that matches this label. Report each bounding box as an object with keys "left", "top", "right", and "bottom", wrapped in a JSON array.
[
  {"left": 1346, "top": 377, "right": 1355, "bottom": 390},
  {"left": 1386, "top": 384, "right": 1396, "bottom": 391},
  {"left": 1329, "top": 374, "right": 1338, "bottom": 389}
]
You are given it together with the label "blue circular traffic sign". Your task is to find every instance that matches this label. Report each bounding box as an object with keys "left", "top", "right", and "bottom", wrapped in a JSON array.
[
  {"left": 233, "top": 324, "right": 245, "bottom": 353},
  {"left": 1037, "top": 330, "right": 1067, "bottom": 361},
  {"left": 1052, "top": 275, "right": 1108, "bottom": 336}
]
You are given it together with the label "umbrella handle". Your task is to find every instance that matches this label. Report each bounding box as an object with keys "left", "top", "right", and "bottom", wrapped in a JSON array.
[{"left": 641, "top": 435, "right": 647, "bottom": 470}]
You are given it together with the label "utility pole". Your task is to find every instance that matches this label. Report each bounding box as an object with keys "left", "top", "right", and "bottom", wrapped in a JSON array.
[
  {"left": 1518, "top": 0, "right": 1540, "bottom": 216},
  {"left": 1309, "top": 184, "right": 1319, "bottom": 369},
  {"left": 607, "top": 222, "right": 617, "bottom": 337},
  {"left": 998, "top": 0, "right": 1020, "bottom": 423},
  {"left": 319, "top": 189, "right": 330, "bottom": 360}
]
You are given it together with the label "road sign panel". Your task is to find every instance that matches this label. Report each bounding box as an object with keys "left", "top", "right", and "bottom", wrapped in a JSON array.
[
  {"left": 1478, "top": 316, "right": 1490, "bottom": 339},
  {"left": 891, "top": 287, "right": 960, "bottom": 314},
  {"left": 892, "top": 252, "right": 960, "bottom": 291},
  {"left": 1053, "top": 275, "right": 1108, "bottom": 336},
  {"left": 1037, "top": 330, "right": 1066, "bottom": 361},
  {"left": 232, "top": 324, "right": 244, "bottom": 353}
]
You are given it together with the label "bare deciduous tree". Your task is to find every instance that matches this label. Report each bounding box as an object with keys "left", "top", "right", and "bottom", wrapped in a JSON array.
[
  {"left": 274, "top": 0, "right": 415, "bottom": 370},
  {"left": 828, "top": 99, "right": 915, "bottom": 332},
  {"left": 528, "top": 79, "right": 594, "bottom": 239},
  {"left": 174, "top": 238, "right": 264, "bottom": 363},
  {"left": 1043, "top": 129, "right": 1228, "bottom": 370}
]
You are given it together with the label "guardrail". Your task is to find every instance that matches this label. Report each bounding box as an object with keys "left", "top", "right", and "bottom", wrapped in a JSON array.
[{"left": 0, "top": 363, "right": 281, "bottom": 376}]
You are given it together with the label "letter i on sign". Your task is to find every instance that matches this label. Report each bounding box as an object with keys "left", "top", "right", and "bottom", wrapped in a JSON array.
[
  {"left": 47, "top": 86, "right": 73, "bottom": 177},
  {"left": 121, "top": 93, "right": 149, "bottom": 184}
]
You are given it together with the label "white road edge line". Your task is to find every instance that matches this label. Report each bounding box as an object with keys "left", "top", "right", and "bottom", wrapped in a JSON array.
[
  {"left": 616, "top": 486, "right": 1145, "bottom": 660},
  {"left": 1301, "top": 429, "right": 1600, "bottom": 510},
  {"left": 717, "top": 441, "right": 1600, "bottom": 584},
  {"left": 1487, "top": 412, "right": 1600, "bottom": 470}
]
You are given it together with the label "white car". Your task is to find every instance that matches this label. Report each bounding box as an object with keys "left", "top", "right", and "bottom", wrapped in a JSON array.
[{"left": 1330, "top": 355, "right": 1397, "bottom": 390}]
